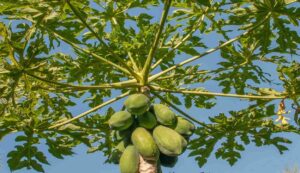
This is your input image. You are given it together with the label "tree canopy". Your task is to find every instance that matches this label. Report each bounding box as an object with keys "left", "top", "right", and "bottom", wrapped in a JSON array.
[{"left": 0, "top": 0, "right": 299, "bottom": 172}]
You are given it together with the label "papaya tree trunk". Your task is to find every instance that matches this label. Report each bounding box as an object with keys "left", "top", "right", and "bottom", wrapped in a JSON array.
[
  {"left": 139, "top": 155, "right": 158, "bottom": 173},
  {"left": 138, "top": 87, "right": 160, "bottom": 173}
]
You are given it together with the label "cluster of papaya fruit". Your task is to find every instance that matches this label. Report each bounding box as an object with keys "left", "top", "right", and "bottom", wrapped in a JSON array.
[{"left": 108, "top": 93, "right": 195, "bottom": 173}]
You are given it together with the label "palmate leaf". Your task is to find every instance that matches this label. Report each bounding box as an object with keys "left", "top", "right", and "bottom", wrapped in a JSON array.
[
  {"left": 7, "top": 129, "right": 48, "bottom": 173},
  {"left": 189, "top": 103, "right": 294, "bottom": 167},
  {"left": 213, "top": 40, "right": 273, "bottom": 94},
  {"left": 0, "top": 0, "right": 299, "bottom": 172},
  {"left": 79, "top": 108, "right": 117, "bottom": 163},
  {"left": 214, "top": 0, "right": 300, "bottom": 54}
]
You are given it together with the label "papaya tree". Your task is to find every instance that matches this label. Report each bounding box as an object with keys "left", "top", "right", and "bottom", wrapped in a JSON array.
[{"left": 0, "top": 0, "right": 300, "bottom": 172}]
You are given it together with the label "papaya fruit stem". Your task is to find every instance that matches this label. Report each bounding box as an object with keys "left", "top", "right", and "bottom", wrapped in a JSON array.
[{"left": 141, "top": 86, "right": 151, "bottom": 97}]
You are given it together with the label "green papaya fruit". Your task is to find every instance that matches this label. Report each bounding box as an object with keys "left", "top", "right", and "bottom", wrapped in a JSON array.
[
  {"left": 159, "top": 153, "right": 178, "bottom": 168},
  {"left": 153, "top": 125, "right": 185, "bottom": 156},
  {"left": 120, "top": 145, "right": 139, "bottom": 173},
  {"left": 108, "top": 111, "right": 133, "bottom": 130},
  {"left": 124, "top": 94, "right": 150, "bottom": 115},
  {"left": 174, "top": 116, "right": 195, "bottom": 136},
  {"left": 153, "top": 104, "right": 176, "bottom": 126},
  {"left": 131, "top": 127, "right": 159, "bottom": 160},
  {"left": 138, "top": 112, "right": 157, "bottom": 129}
]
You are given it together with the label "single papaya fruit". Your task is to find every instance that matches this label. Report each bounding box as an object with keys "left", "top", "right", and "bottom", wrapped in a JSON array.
[
  {"left": 138, "top": 112, "right": 157, "bottom": 129},
  {"left": 120, "top": 145, "right": 139, "bottom": 173},
  {"left": 153, "top": 104, "right": 176, "bottom": 126},
  {"left": 153, "top": 125, "right": 185, "bottom": 156},
  {"left": 131, "top": 127, "right": 159, "bottom": 160},
  {"left": 174, "top": 116, "right": 195, "bottom": 136},
  {"left": 159, "top": 153, "right": 178, "bottom": 168},
  {"left": 124, "top": 94, "right": 150, "bottom": 115},
  {"left": 108, "top": 111, "right": 133, "bottom": 130}
]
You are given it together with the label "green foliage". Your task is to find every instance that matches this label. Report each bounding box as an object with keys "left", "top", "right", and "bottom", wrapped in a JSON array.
[
  {"left": 189, "top": 104, "right": 295, "bottom": 167},
  {"left": 7, "top": 131, "right": 48, "bottom": 172},
  {"left": 214, "top": 42, "right": 271, "bottom": 94},
  {"left": 0, "top": 0, "right": 299, "bottom": 172}
]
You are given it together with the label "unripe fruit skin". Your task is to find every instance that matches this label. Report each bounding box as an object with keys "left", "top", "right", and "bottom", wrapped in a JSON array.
[
  {"left": 138, "top": 112, "right": 157, "bottom": 129},
  {"left": 153, "top": 104, "right": 176, "bottom": 126},
  {"left": 124, "top": 94, "right": 151, "bottom": 115},
  {"left": 120, "top": 145, "right": 139, "bottom": 173},
  {"left": 153, "top": 125, "right": 185, "bottom": 156},
  {"left": 174, "top": 116, "right": 195, "bottom": 136},
  {"left": 108, "top": 111, "right": 133, "bottom": 130},
  {"left": 131, "top": 127, "right": 159, "bottom": 160}
]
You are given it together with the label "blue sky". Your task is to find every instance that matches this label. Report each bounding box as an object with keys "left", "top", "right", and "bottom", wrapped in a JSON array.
[{"left": 1, "top": 1, "right": 300, "bottom": 173}]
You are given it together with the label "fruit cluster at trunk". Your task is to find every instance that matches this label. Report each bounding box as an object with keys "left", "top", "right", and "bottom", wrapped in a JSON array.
[{"left": 108, "top": 93, "right": 195, "bottom": 173}]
